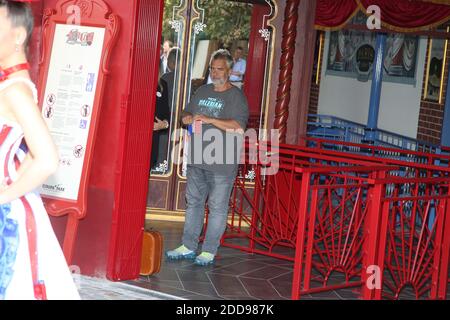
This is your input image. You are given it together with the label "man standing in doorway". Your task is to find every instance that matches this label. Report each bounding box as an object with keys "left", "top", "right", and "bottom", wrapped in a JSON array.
[
  {"left": 166, "top": 49, "right": 249, "bottom": 266},
  {"left": 229, "top": 46, "right": 246, "bottom": 89}
]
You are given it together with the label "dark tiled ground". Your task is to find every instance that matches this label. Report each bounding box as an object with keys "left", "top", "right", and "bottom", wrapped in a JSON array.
[{"left": 125, "top": 220, "right": 450, "bottom": 300}]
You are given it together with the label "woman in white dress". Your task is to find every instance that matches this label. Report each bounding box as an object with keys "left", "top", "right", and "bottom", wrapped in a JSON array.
[{"left": 0, "top": 0, "right": 80, "bottom": 300}]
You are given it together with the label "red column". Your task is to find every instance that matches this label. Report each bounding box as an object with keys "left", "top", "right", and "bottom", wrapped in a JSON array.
[
  {"left": 243, "top": 4, "right": 271, "bottom": 118},
  {"left": 272, "top": 0, "right": 317, "bottom": 144},
  {"left": 273, "top": 0, "right": 300, "bottom": 144},
  {"left": 292, "top": 0, "right": 317, "bottom": 145}
]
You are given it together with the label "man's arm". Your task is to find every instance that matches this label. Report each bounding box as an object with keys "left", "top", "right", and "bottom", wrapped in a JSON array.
[
  {"left": 193, "top": 114, "right": 244, "bottom": 133},
  {"left": 231, "top": 60, "right": 246, "bottom": 77}
]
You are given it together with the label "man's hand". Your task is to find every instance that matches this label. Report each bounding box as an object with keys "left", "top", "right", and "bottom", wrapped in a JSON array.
[
  {"left": 153, "top": 117, "right": 168, "bottom": 131},
  {"left": 182, "top": 114, "right": 194, "bottom": 125},
  {"left": 193, "top": 114, "right": 214, "bottom": 124}
]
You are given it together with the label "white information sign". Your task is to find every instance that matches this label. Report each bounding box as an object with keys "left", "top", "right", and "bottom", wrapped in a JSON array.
[{"left": 39, "top": 24, "right": 105, "bottom": 201}]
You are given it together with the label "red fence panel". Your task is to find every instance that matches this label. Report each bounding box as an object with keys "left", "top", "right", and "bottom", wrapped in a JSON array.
[{"left": 221, "top": 139, "right": 450, "bottom": 300}]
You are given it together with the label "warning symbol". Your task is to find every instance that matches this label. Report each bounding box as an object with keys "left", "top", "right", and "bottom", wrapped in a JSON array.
[
  {"left": 46, "top": 93, "right": 56, "bottom": 106},
  {"left": 73, "top": 145, "right": 84, "bottom": 158},
  {"left": 44, "top": 106, "right": 53, "bottom": 119},
  {"left": 80, "top": 105, "right": 90, "bottom": 117}
]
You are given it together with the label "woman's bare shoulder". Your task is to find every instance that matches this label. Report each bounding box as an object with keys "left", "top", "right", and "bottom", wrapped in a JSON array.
[{"left": 0, "top": 80, "right": 36, "bottom": 106}]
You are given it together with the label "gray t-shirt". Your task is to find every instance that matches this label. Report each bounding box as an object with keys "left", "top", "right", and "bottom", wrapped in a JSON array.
[{"left": 185, "top": 84, "right": 249, "bottom": 175}]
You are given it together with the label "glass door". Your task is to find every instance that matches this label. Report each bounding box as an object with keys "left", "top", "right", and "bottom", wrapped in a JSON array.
[{"left": 147, "top": 0, "right": 277, "bottom": 217}]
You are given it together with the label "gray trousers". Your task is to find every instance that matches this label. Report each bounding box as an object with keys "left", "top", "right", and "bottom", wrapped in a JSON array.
[{"left": 182, "top": 166, "right": 236, "bottom": 255}]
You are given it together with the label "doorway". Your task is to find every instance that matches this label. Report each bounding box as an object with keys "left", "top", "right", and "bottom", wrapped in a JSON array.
[{"left": 146, "top": 0, "right": 277, "bottom": 220}]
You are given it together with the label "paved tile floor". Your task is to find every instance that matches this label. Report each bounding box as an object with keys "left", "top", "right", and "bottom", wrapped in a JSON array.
[
  {"left": 78, "top": 275, "right": 182, "bottom": 300},
  {"left": 122, "top": 220, "right": 450, "bottom": 300}
]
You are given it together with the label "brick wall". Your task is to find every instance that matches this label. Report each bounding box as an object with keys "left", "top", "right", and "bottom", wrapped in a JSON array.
[
  {"left": 308, "top": 81, "right": 320, "bottom": 115},
  {"left": 417, "top": 33, "right": 450, "bottom": 145}
]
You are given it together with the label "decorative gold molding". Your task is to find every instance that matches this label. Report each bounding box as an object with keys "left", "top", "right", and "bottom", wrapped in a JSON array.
[
  {"left": 423, "top": 26, "right": 449, "bottom": 104},
  {"left": 424, "top": 38, "right": 433, "bottom": 101},
  {"left": 145, "top": 211, "right": 251, "bottom": 228},
  {"left": 151, "top": 0, "right": 188, "bottom": 178},
  {"left": 440, "top": 27, "right": 449, "bottom": 104},
  {"left": 316, "top": 32, "right": 324, "bottom": 85},
  {"left": 175, "top": 180, "right": 187, "bottom": 211},
  {"left": 262, "top": 0, "right": 278, "bottom": 141}
]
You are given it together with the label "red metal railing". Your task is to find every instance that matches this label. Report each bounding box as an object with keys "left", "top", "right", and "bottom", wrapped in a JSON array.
[
  {"left": 222, "top": 140, "right": 450, "bottom": 300},
  {"left": 367, "top": 175, "right": 450, "bottom": 300}
]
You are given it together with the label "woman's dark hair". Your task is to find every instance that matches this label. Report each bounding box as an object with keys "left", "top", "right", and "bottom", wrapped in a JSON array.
[{"left": 0, "top": 0, "right": 34, "bottom": 48}]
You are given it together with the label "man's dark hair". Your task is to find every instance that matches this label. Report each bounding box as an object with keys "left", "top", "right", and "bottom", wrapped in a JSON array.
[
  {"left": 167, "top": 47, "right": 180, "bottom": 70},
  {"left": 168, "top": 47, "right": 180, "bottom": 64},
  {"left": 0, "top": 0, "right": 34, "bottom": 48}
]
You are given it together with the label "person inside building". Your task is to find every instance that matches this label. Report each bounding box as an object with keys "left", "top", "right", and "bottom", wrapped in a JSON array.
[
  {"left": 156, "top": 47, "right": 180, "bottom": 168},
  {"left": 0, "top": 0, "right": 80, "bottom": 299},
  {"left": 229, "top": 46, "right": 246, "bottom": 89},
  {"left": 166, "top": 49, "right": 249, "bottom": 266},
  {"left": 160, "top": 39, "right": 173, "bottom": 75},
  {"left": 150, "top": 76, "right": 170, "bottom": 171},
  {"left": 161, "top": 47, "right": 179, "bottom": 112}
]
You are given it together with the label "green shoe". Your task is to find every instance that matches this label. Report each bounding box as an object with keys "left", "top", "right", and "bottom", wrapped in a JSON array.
[
  {"left": 166, "top": 245, "right": 196, "bottom": 260},
  {"left": 194, "top": 252, "right": 215, "bottom": 266}
]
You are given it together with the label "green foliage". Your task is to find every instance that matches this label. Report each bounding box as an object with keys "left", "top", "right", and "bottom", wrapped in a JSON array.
[
  {"left": 162, "top": 0, "right": 252, "bottom": 47},
  {"left": 162, "top": 0, "right": 180, "bottom": 42}
]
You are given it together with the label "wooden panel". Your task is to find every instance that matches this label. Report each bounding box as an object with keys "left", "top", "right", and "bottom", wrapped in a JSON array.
[
  {"left": 147, "top": 178, "right": 170, "bottom": 209},
  {"left": 176, "top": 180, "right": 187, "bottom": 211}
]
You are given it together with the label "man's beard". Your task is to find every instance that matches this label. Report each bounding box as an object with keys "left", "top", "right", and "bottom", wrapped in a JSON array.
[{"left": 212, "top": 77, "right": 226, "bottom": 86}]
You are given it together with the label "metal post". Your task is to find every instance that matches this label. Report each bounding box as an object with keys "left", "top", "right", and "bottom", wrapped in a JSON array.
[{"left": 364, "top": 33, "right": 387, "bottom": 143}]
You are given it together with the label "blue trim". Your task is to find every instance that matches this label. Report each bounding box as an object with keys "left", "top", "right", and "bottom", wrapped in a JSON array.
[
  {"left": 366, "top": 34, "right": 387, "bottom": 141},
  {"left": 440, "top": 62, "right": 450, "bottom": 147},
  {"left": 307, "top": 114, "right": 440, "bottom": 153}
]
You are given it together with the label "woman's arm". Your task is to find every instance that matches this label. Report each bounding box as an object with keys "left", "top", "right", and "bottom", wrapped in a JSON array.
[
  {"left": 15, "top": 151, "right": 32, "bottom": 177},
  {"left": 0, "top": 83, "right": 59, "bottom": 204}
]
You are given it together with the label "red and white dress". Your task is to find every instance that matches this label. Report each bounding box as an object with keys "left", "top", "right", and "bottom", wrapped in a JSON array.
[{"left": 0, "top": 78, "right": 80, "bottom": 300}]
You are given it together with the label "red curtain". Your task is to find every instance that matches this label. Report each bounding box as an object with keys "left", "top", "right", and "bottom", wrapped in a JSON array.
[
  {"left": 315, "top": 0, "right": 359, "bottom": 30},
  {"left": 358, "top": 0, "right": 450, "bottom": 31},
  {"left": 315, "top": 0, "right": 450, "bottom": 31}
]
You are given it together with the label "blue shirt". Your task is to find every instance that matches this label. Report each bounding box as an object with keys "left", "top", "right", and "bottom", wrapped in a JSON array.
[{"left": 229, "top": 58, "right": 246, "bottom": 82}]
